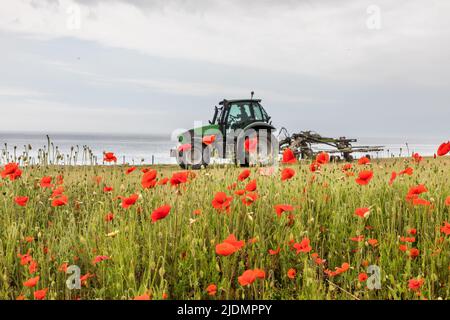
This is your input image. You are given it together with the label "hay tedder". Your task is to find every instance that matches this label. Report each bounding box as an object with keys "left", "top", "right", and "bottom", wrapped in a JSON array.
[
  {"left": 171, "top": 93, "right": 384, "bottom": 168},
  {"left": 277, "top": 128, "right": 384, "bottom": 162}
]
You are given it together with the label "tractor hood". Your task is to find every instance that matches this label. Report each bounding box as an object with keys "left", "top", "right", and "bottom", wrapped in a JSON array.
[{"left": 177, "top": 124, "right": 220, "bottom": 144}]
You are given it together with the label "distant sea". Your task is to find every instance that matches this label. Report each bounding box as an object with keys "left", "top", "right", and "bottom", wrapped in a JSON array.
[{"left": 0, "top": 132, "right": 444, "bottom": 165}]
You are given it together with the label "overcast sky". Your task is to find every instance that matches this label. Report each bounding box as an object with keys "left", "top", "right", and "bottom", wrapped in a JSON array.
[{"left": 0, "top": 0, "right": 449, "bottom": 138}]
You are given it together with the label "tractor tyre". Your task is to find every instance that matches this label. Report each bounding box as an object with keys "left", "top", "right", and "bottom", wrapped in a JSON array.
[
  {"left": 176, "top": 141, "right": 210, "bottom": 170},
  {"left": 301, "top": 147, "right": 314, "bottom": 160},
  {"left": 343, "top": 153, "right": 353, "bottom": 162},
  {"left": 236, "top": 129, "right": 277, "bottom": 167}
]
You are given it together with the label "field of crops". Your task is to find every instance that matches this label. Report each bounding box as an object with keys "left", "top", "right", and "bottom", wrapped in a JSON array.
[{"left": 1, "top": 147, "right": 449, "bottom": 300}]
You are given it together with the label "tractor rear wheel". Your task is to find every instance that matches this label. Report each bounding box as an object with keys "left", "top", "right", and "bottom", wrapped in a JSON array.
[{"left": 236, "top": 130, "right": 277, "bottom": 167}]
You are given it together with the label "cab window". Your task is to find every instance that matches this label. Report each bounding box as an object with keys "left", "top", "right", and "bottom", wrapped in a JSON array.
[{"left": 226, "top": 103, "right": 252, "bottom": 128}]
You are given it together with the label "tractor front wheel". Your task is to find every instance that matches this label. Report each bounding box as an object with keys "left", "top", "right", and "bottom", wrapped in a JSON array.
[{"left": 176, "top": 142, "right": 210, "bottom": 170}]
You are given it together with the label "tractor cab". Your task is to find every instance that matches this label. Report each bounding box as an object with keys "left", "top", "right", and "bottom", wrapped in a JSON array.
[{"left": 210, "top": 99, "right": 272, "bottom": 131}]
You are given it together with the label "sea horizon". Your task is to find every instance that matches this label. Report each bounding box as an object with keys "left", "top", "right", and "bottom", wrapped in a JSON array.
[{"left": 0, "top": 131, "right": 444, "bottom": 165}]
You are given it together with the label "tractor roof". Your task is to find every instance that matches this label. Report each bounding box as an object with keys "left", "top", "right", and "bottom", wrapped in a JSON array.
[{"left": 219, "top": 99, "right": 262, "bottom": 105}]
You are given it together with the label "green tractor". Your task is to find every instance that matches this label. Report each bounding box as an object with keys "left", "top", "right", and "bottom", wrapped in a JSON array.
[{"left": 171, "top": 93, "right": 278, "bottom": 169}]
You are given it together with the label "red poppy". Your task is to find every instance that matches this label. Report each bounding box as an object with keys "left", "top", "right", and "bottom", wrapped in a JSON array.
[
  {"left": 56, "top": 175, "right": 64, "bottom": 185},
  {"left": 282, "top": 148, "right": 297, "bottom": 164},
  {"left": 223, "top": 234, "right": 245, "bottom": 249},
  {"left": 238, "top": 169, "right": 251, "bottom": 181},
  {"left": 24, "top": 236, "right": 34, "bottom": 243},
  {"left": 287, "top": 268, "right": 297, "bottom": 279},
  {"left": 244, "top": 137, "right": 258, "bottom": 153},
  {"left": 325, "top": 262, "right": 350, "bottom": 277},
  {"left": 350, "top": 235, "right": 365, "bottom": 242},
  {"left": 241, "top": 192, "right": 258, "bottom": 206},
  {"left": 58, "top": 262, "right": 68, "bottom": 272},
  {"left": 227, "top": 182, "right": 237, "bottom": 190},
  {"left": 316, "top": 152, "right": 329, "bottom": 165},
  {"left": 445, "top": 196, "right": 450, "bottom": 206},
  {"left": 206, "top": 284, "right": 217, "bottom": 296},
  {"left": 354, "top": 207, "right": 370, "bottom": 218},
  {"left": 18, "top": 251, "right": 32, "bottom": 266},
  {"left": 151, "top": 205, "right": 171, "bottom": 222},
  {"left": 408, "top": 278, "right": 424, "bottom": 291},
  {"left": 389, "top": 171, "right": 397, "bottom": 185},
  {"left": 412, "top": 153, "right": 422, "bottom": 163},
  {"left": 92, "top": 255, "right": 110, "bottom": 265},
  {"left": 406, "top": 184, "right": 428, "bottom": 201},
  {"left": 51, "top": 186, "right": 64, "bottom": 198},
  {"left": 408, "top": 228, "right": 417, "bottom": 235},
  {"left": 1, "top": 162, "right": 22, "bottom": 181},
  {"left": 125, "top": 167, "right": 136, "bottom": 175},
  {"left": 342, "top": 163, "right": 352, "bottom": 171},
  {"left": 281, "top": 168, "right": 295, "bottom": 181},
  {"left": 178, "top": 143, "right": 192, "bottom": 152},
  {"left": 157, "top": 177, "right": 169, "bottom": 185},
  {"left": 238, "top": 270, "right": 257, "bottom": 286},
  {"left": 141, "top": 169, "right": 158, "bottom": 189},
  {"left": 40, "top": 176, "right": 53, "bottom": 188},
  {"left": 104, "top": 212, "right": 114, "bottom": 222},
  {"left": 355, "top": 170, "right": 373, "bottom": 185},
  {"left": 399, "top": 244, "right": 408, "bottom": 252},
  {"left": 103, "top": 186, "right": 113, "bottom": 192},
  {"left": 400, "top": 236, "right": 415, "bottom": 243},
  {"left": 170, "top": 171, "right": 190, "bottom": 186},
  {"left": 254, "top": 268, "right": 266, "bottom": 279},
  {"left": 33, "top": 288, "right": 48, "bottom": 300},
  {"left": 309, "top": 161, "right": 320, "bottom": 172},
  {"left": 274, "top": 204, "right": 294, "bottom": 217},
  {"left": 23, "top": 276, "right": 39, "bottom": 288},
  {"left": 412, "top": 198, "right": 430, "bottom": 206},
  {"left": 408, "top": 248, "right": 420, "bottom": 258},
  {"left": 121, "top": 194, "right": 139, "bottom": 209},
  {"left": 437, "top": 141, "right": 450, "bottom": 156},
  {"left": 268, "top": 247, "right": 281, "bottom": 255},
  {"left": 234, "top": 189, "right": 245, "bottom": 196},
  {"left": 358, "top": 157, "right": 370, "bottom": 165},
  {"left": 216, "top": 234, "right": 244, "bottom": 256},
  {"left": 215, "top": 242, "right": 239, "bottom": 256},
  {"left": 80, "top": 273, "right": 95, "bottom": 286},
  {"left": 202, "top": 135, "right": 216, "bottom": 145},
  {"left": 358, "top": 273, "right": 368, "bottom": 282},
  {"left": 211, "top": 192, "right": 232, "bottom": 212},
  {"left": 368, "top": 238, "right": 378, "bottom": 247},
  {"left": 14, "top": 196, "right": 29, "bottom": 207},
  {"left": 104, "top": 152, "right": 117, "bottom": 163},
  {"left": 51, "top": 194, "right": 68, "bottom": 207},
  {"left": 440, "top": 221, "right": 450, "bottom": 235},
  {"left": 245, "top": 179, "right": 257, "bottom": 192},
  {"left": 27, "top": 260, "right": 38, "bottom": 274},
  {"left": 399, "top": 167, "right": 413, "bottom": 176},
  {"left": 293, "top": 237, "right": 312, "bottom": 254},
  {"left": 134, "top": 293, "right": 151, "bottom": 300}
]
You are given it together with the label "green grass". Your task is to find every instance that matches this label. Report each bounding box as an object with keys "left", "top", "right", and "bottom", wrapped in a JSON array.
[{"left": 0, "top": 157, "right": 449, "bottom": 300}]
